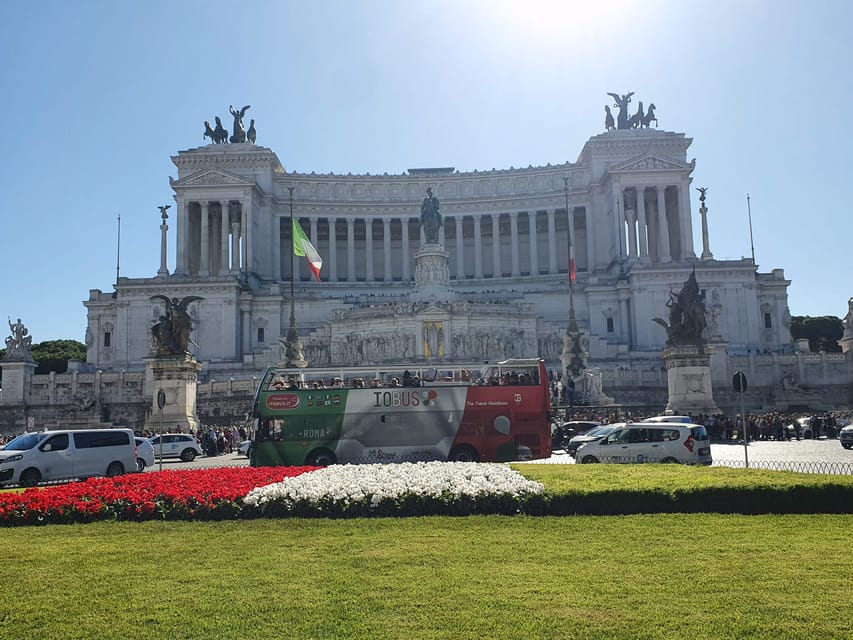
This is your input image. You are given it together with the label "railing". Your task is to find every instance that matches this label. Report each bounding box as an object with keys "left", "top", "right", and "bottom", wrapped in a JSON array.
[{"left": 712, "top": 459, "right": 853, "bottom": 475}]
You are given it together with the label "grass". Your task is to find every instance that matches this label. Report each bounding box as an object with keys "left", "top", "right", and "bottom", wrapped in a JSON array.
[{"left": 1, "top": 514, "right": 850, "bottom": 639}]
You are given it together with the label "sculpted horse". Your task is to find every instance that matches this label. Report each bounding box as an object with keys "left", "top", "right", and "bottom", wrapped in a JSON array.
[
  {"left": 203, "top": 121, "right": 216, "bottom": 143},
  {"left": 627, "top": 101, "right": 645, "bottom": 129},
  {"left": 641, "top": 103, "right": 658, "bottom": 128},
  {"left": 604, "top": 105, "right": 615, "bottom": 131},
  {"left": 213, "top": 117, "right": 228, "bottom": 143}
]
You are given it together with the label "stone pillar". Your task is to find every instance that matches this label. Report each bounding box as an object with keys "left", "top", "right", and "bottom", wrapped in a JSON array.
[
  {"left": 199, "top": 202, "right": 210, "bottom": 277},
  {"left": 662, "top": 346, "right": 721, "bottom": 415},
  {"left": 365, "top": 218, "right": 374, "bottom": 281},
  {"left": 158, "top": 209, "right": 170, "bottom": 276},
  {"left": 491, "top": 213, "right": 501, "bottom": 277},
  {"left": 614, "top": 187, "right": 625, "bottom": 259},
  {"left": 143, "top": 355, "right": 203, "bottom": 434},
  {"left": 584, "top": 205, "right": 594, "bottom": 275},
  {"left": 439, "top": 218, "right": 446, "bottom": 247},
  {"left": 176, "top": 198, "right": 189, "bottom": 276},
  {"left": 657, "top": 186, "right": 671, "bottom": 263},
  {"left": 0, "top": 359, "right": 37, "bottom": 406},
  {"left": 455, "top": 216, "right": 464, "bottom": 279},
  {"left": 240, "top": 202, "right": 248, "bottom": 272},
  {"left": 346, "top": 217, "right": 356, "bottom": 282},
  {"left": 680, "top": 181, "right": 696, "bottom": 258},
  {"left": 402, "top": 218, "right": 411, "bottom": 281},
  {"left": 219, "top": 201, "right": 230, "bottom": 276},
  {"left": 382, "top": 218, "right": 392, "bottom": 281},
  {"left": 636, "top": 188, "right": 649, "bottom": 262},
  {"left": 510, "top": 212, "right": 520, "bottom": 277},
  {"left": 547, "top": 209, "right": 557, "bottom": 274},
  {"left": 231, "top": 221, "right": 240, "bottom": 272},
  {"left": 699, "top": 196, "right": 713, "bottom": 260},
  {"left": 625, "top": 208, "right": 637, "bottom": 261},
  {"left": 328, "top": 218, "right": 338, "bottom": 282},
  {"left": 528, "top": 210, "right": 539, "bottom": 275},
  {"left": 473, "top": 215, "right": 483, "bottom": 278}
]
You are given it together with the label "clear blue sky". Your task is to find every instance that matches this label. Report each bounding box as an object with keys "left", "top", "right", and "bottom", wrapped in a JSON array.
[{"left": 1, "top": 0, "right": 850, "bottom": 343}]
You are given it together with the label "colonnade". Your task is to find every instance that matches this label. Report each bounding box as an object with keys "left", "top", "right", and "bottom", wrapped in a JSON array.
[
  {"left": 175, "top": 199, "right": 246, "bottom": 277},
  {"left": 616, "top": 184, "right": 694, "bottom": 263},
  {"left": 283, "top": 207, "right": 590, "bottom": 283}
]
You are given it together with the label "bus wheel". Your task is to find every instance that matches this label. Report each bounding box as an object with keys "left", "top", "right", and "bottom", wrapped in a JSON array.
[
  {"left": 307, "top": 449, "right": 337, "bottom": 466},
  {"left": 448, "top": 445, "right": 479, "bottom": 463},
  {"left": 580, "top": 455, "right": 599, "bottom": 464}
]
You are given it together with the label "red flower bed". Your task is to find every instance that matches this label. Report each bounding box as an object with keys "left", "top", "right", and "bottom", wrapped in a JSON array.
[{"left": 0, "top": 466, "right": 318, "bottom": 527}]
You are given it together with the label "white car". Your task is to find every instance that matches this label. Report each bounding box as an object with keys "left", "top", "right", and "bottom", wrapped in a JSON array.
[
  {"left": 237, "top": 440, "right": 253, "bottom": 458},
  {"left": 134, "top": 437, "right": 155, "bottom": 471},
  {"left": 149, "top": 434, "right": 201, "bottom": 462},
  {"left": 577, "top": 423, "right": 712, "bottom": 465}
]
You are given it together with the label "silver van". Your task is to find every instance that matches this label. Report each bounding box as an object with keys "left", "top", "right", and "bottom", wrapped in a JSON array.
[
  {"left": 576, "top": 423, "right": 712, "bottom": 465},
  {"left": 0, "top": 428, "right": 137, "bottom": 487}
]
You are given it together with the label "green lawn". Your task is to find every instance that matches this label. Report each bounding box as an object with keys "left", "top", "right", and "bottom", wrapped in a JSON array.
[{"left": 2, "top": 514, "right": 850, "bottom": 639}]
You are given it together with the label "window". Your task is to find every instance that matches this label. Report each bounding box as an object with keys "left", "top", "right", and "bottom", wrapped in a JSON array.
[
  {"left": 764, "top": 313, "right": 772, "bottom": 329},
  {"left": 103, "top": 331, "right": 111, "bottom": 347},
  {"left": 606, "top": 317, "right": 615, "bottom": 333},
  {"left": 257, "top": 327, "right": 265, "bottom": 343},
  {"left": 74, "top": 431, "right": 130, "bottom": 448},
  {"left": 41, "top": 434, "right": 69, "bottom": 452}
]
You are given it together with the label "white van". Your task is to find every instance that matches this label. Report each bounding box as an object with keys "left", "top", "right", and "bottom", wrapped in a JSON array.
[
  {"left": 576, "top": 423, "right": 712, "bottom": 465},
  {"left": 641, "top": 415, "right": 694, "bottom": 424},
  {"left": 0, "top": 428, "right": 137, "bottom": 487}
]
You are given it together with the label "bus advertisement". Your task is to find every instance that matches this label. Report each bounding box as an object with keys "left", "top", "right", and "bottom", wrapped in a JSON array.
[{"left": 249, "top": 359, "right": 552, "bottom": 466}]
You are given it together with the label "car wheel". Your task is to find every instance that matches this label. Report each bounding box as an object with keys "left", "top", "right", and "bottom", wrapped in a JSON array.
[
  {"left": 106, "top": 462, "right": 125, "bottom": 477},
  {"left": 19, "top": 467, "right": 41, "bottom": 488},
  {"left": 306, "top": 448, "right": 337, "bottom": 466},
  {"left": 181, "top": 448, "right": 197, "bottom": 462},
  {"left": 661, "top": 457, "right": 680, "bottom": 464},
  {"left": 842, "top": 443, "right": 852, "bottom": 450},
  {"left": 580, "top": 455, "right": 599, "bottom": 464},
  {"left": 136, "top": 458, "right": 147, "bottom": 472},
  {"left": 448, "top": 445, "right": 479, "bottom": 463}
]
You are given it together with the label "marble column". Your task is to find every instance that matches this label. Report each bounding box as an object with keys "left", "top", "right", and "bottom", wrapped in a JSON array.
[
  {"left": 680, "top": 181, "right": 696, "bottom": 258},
  {"left": 346, "top": 217, "right": 355, "bottom": 282},
  {"left": 636, "top": 188, "right": 649, "bottom": 262},
  {"left": 657, "top": 186, "right": 671, "bottom": 263},
  {"left": 528, "top": 210, "right": 539, "bottom": 275},
  {"left": 455, "top": 216, "right": 464, "bottom": 279},
  {"left": 473, "top": 215, "right": 483, "bottom": 278},
  {"left": 402, "top": 218, "right": 411, "bottom": 281},
  {"left": 240, "top": 203, "right": 248, "bottom": 272},
  {"left": 491, "top": 213, "right": 501, "bottom": 277},
  {"left": 625, "top": 208, "right": 637, "bottom": 261},
  {"left": 365, "top": 218, "right": 374, "bottom": 281},
  {"left": 328, "top": 218, "right": 337, "bottom": 282},
  {"left": 509, "top": 211, "right": 520, "bottom": 277},
  {"left": 584, "top": 205, "right": 594, "bottom": 275},
  {"left": 547, "top": 209, "right": 557, "bottom": 274},
  {"left": 219, "top": 201, "right": 230, "bottom": 276},
  {"left": 383, "top": 217, "right": 392, "bottom": 282},
  {"left": 176, "top": 198, "right": 188, "bottom": 276},
  {"left": 231, "top": 222, "right": 240, "bottom": 272},
  {"left": 200, "top": 201, "right": 210, "bottom": 276}
]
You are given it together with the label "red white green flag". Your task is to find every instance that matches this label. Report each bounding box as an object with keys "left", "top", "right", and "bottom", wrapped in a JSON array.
[{"left": 292, "top": 218, "right": 322, "bottom": 281}]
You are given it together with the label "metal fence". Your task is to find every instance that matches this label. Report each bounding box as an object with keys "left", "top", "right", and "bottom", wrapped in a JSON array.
[{"left": 712, "top": 459, "right": 853, "bottom": 475}]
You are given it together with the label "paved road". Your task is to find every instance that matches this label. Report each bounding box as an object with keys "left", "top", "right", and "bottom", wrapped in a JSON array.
[{"left": 150, "top": 438, "right": 852, "bottom": 472}]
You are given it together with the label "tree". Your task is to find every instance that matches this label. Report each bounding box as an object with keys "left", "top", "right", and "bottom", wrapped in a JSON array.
[
  {"left": 29, "top": 340, "right": 87, "bottom": 374},
  {"left": 790, "top": 316, "right": 843, "bottom": 353}
]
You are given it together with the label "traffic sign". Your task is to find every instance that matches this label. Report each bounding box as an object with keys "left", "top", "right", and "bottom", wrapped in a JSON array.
[
  {"left": 157, "top": 389, "right": 166, "bottom": 409},
  {"left": 732, "top": 371, "right": 747, "bottom": 394}
]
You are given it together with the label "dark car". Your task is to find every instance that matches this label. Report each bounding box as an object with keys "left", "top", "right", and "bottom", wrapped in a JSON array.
[
  {"left": 565, "top": 424, "right": 621, "bottom": 458},
  {"left": 552, "top": 421, "right": 602, "bottom": 452},
  {"left": 840, "top": 424, "right": 853, "bottom": 450}
]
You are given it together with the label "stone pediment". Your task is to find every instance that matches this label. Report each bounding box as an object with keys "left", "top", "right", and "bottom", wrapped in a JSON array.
[
  {"left": 170, "top": 169, "right": 254, "bottom": 188},
  {"left": 612, "top": 155, "right": 689, "bottom": 172}
]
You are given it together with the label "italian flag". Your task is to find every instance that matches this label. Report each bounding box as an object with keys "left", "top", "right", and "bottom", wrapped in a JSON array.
[{"left": 293, "top": 218, "right": 322, "bottom": 281}]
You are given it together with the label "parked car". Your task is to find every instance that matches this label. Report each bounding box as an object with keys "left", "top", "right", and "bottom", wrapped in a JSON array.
[
  {"left": 237, "top": 440, "right": 253, "bottom": 458},
  {"left": 149, "top": 434, "right": 201, "bottom": 462},
  {"left": 0, "top": 428, "right": 137, "bottom": 487},
  {"left": 641, "top": 415, "right": 694, "bottom": 424},
  {"left": 840, "top": 424, "right": 853, "bottom": 450},
  {"left": 134, "top": 437, "right": 155, "bottom": 472},
  {"left": 565, "top": 424, "right": 621, "bottom": 458},
  {"left": 576, "top": 423, "right": 712, "bottom": 465}
]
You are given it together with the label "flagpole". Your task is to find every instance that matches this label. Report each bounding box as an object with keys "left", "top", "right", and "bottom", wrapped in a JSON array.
[
  {"left": 285, "top": 187, "right": 307, "bottom": 368},
  {"left": 746, "top": 193, "right": 756, "bottom": 266},
  {"left": 561, "top": 176, "right": 585, "bottom": 388},
  {"left": 115, "top": 213, "right": 121, "bottom": 285}
]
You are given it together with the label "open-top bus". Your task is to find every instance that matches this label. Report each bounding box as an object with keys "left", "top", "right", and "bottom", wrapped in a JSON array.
[{"left": 249, "top": 359, "right": 552, "bottom": 466}]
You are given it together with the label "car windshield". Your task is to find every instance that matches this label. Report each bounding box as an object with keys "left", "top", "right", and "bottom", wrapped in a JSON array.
[
  {"left": 2, "top": 433, "right": 43, "bottom": 451},
  {"left": 582, "top": 425, "right": 617, "bottom": 439}
]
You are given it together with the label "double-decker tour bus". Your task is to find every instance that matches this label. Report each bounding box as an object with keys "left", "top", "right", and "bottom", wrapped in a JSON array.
[{"left": 249, "top": 359, "right": 552, "bottom": 466}]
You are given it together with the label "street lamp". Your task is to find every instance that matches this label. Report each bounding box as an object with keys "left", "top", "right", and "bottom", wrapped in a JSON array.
[{"left": 560, "top": 177, "right": 587, "bottom": 385}]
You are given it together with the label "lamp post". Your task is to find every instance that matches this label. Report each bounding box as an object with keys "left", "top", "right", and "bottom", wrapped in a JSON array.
[
  {"left": 560, "top": 177, "right": 587, "bottom": 398},
  {"left": 284, "top": 187, "right": 307, "bottom": 368}
]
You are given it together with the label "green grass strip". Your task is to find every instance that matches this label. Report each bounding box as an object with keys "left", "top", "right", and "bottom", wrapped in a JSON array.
[{"left": 0, "top": 515, "right": 849, "bottom": 639}]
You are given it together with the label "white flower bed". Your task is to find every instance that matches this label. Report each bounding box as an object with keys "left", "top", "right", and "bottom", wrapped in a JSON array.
[{"left": 243, "top": 462, "right": 545, "bottom": 517}]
